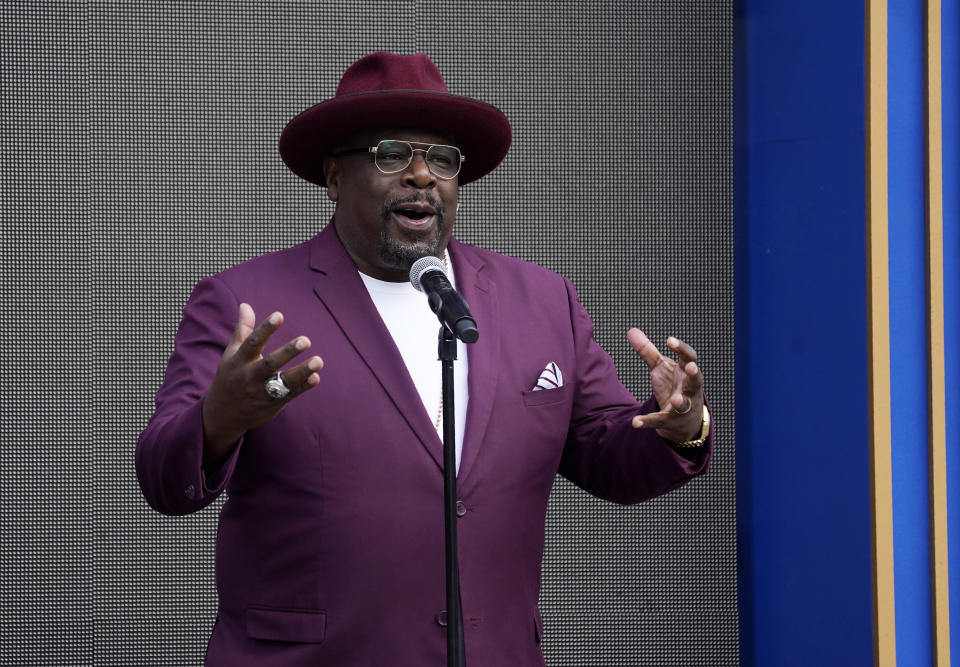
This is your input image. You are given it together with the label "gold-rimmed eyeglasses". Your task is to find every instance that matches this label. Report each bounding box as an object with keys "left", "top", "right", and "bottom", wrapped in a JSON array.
[{"left": 332, "top": 139, "right": 465, "bottom": 180}]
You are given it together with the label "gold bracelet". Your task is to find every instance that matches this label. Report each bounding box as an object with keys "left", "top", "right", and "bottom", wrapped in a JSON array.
[{"left": 671, "top": 405, "right": 711, "bottom": 448}]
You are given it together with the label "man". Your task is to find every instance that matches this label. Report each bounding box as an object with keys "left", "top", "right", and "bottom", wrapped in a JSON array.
[{"left": 137, "top": 51, "right": 711, "bottom": 666}]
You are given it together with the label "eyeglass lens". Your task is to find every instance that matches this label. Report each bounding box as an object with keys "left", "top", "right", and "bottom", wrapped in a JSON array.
[{"left": 374, "top": 140, "right": 462, "bottom": 179}]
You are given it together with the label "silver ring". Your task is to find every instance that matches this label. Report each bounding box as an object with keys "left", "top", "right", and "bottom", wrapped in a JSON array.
[{"left": 264, "top": 370, "right": 290, "bottom": 400}]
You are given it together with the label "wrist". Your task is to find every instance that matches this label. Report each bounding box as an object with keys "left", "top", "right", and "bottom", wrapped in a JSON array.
[
  {"left": 669, "top": 405, "right": 710, "bottom": 448},
  {"left": 201, "top": 397, "right": 242, "bottom": 463}
]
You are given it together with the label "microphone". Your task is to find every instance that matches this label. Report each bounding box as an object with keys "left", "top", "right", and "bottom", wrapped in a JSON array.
[{"left": 409, "top": 256, "right": 479, "bottom": 344}]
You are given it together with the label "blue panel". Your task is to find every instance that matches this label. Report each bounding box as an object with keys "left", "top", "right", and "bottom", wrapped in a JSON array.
[
  {"left": 887, "top": 1, "right": 933, "bottom": 664},
  {"left": 942, "top": 0, "right": 960, "bottom": 659},
  {"left": 735, "top": 1, "right": 872, "bottom": 665}
]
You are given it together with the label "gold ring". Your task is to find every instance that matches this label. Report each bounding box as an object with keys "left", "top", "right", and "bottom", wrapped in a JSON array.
[{"left": 672, "top": 398, "right": 693, "bottom": 415}]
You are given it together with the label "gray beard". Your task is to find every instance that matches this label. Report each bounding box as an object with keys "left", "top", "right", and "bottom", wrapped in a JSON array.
[
  {"left": 379, "top": 227, "right": 442, "bottom": 272},
  {"left": 378, "top": 194, "right": 446, "bottom": 272}
]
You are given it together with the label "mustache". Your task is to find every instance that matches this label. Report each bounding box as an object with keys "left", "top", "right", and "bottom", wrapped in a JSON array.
[{"left": 381, "top": 193, "right": 446, "bottom": 219}]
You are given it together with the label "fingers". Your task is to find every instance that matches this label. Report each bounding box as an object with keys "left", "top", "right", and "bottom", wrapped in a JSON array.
[
  {"left": 224, "top": 304, "right": 325, "bottom": 398},
  {"left": 630, "top": 330, "right": 703, "bottom": 394},
  {"left": 225, "top": 303, "right": 256, "bottom": 355},
  {"left": 672, "top": 335, "right": 704, "bottom": 398},
  {"left": 203, "top": 307, "right": 325, "bottom": 461},
  {"left": 682, "top": 360, "right": 704, "bottom": 395},
  {"left": 666, "top": 336, "right": 698, "bottom": 367},
  {"left": 235, "top": 311, "right": 284, "bottom": 362},
  {"left": 669, "top": 392, "right": 692, "bottom": 413},
  {"left": 666, "top": 363, "right": 702, "bottom": 407},
  {"left": 275, "top": 355, "right": 324, "bottom": 398},
  {"left": 631, "top": 399, "right": 701, "bottom": 433},
  {"left": 255, "top": 333, "right": 325, "bottom": 400},
  {"left": 629, "top": 330, "right": 700, "bottom": 370},
  {"left": 627, "top": 328, "right": 663, "bottom": 370},
  {"left": 260, "top": 335, "right": 311, "bottom": 375},
  {"left": 629, "top": 331, "right": 706, "bottom": 440},
  {"left": 662, "top": 362, "right": 703, "bottom": 422}
]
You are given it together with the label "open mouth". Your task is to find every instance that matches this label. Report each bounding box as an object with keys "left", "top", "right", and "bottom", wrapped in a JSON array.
[
  {"left": 395, "top": 208, "right": 432, "bottom": 221},
  {"left": 390, "top": 202, "right": 438, "bottom": 229}
]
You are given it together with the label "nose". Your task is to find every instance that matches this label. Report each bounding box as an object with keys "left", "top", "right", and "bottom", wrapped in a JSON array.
[{"left": 403, "top": 151, "right": 437, "bottom": 188}]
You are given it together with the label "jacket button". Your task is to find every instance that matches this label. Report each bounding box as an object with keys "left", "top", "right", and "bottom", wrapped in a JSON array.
[
  {"left": 436, "top": 611, "right": 447, "bottom": 627},
  {"left": 455, "top": 501, "right": 467, "bottom": 517},
  {"left": 184, "top": 484, "right": 196, "bottom": 500}
]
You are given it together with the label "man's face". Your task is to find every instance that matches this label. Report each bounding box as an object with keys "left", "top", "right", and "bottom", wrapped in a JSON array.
[{"left": 323, "top": 128, "right": 459, "bottom": 282}]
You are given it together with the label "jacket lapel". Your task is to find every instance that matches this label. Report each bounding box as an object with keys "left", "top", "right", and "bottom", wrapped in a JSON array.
[
  {"left": 448, "top": 239, "right": 500, "bottom": 488},
  {"left": 309, "top": 222, "right": 445, "bottom": 471}
]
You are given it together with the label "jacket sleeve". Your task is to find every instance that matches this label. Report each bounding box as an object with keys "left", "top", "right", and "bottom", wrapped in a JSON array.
[
  {"left": 136, "top": 275, "right": 244, "bottom": 516},
  {"left": 557, "top": 279, "right": 712, "bottom": 505}
]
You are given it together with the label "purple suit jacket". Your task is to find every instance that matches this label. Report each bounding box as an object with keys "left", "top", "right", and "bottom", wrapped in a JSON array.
[{"left": 136, "top": 222, "right": 711, "bottom": 666}]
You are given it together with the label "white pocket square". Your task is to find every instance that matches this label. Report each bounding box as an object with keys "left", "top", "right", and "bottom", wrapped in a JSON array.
[{"left": 531, "top": 362, "right": 563, "bottom": 391}]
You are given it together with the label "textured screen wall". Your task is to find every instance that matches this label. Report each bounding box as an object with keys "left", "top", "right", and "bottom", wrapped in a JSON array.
[{"left": 1, "top": 2, "right": 734, "bottom": 665}]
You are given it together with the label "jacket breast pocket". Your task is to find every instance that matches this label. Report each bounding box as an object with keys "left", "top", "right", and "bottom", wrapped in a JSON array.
[
  {"left": 246, "top": 605, "right": 327, "bottom": 644},
  {"left": 521, "top": 383, "right": 571, "bottom": 407}
]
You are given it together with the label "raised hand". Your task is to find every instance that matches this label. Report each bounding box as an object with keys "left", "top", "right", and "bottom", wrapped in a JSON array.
[
  {"left": 201, "top": 303, "right": 323, "bottom": 464},
  {"left": 626, "top": 328, "right": 704, "bottom": 443}
]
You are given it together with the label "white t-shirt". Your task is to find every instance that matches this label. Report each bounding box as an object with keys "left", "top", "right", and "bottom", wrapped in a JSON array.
[{"left": 358, "top": 254, "right": 469, "bottom": 472}]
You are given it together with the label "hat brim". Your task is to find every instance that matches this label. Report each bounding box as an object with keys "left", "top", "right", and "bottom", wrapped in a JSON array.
[{"left": 279, "top": 89, "right": 512, "bottom": 187}]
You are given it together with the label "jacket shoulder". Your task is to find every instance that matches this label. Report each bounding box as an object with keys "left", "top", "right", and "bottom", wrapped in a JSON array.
[
  {"left": 453, "top": 240, "right": 569, "bottom": 287},
  {"left": 209, "top": 237, "right": 314, "bottom": 291}
]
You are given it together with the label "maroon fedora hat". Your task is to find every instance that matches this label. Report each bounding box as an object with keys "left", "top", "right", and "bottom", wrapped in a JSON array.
[{"left": 279, "top": 52, "right": 512, "bottom": 187}]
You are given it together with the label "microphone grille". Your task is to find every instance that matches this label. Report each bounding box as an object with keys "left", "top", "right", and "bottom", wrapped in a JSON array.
[{"left": 409, "top": 255, "right": 446, "bottom": 292}]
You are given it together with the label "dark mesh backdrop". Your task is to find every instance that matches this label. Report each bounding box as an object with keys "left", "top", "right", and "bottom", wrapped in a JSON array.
[{"left": 1, "top": 2, "right": 735, "bottom": 665}]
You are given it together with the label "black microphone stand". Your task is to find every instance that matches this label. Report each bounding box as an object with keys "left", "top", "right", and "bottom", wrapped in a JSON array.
[{"left": 438, "top": 325, "right": 466, "bottom": 667}]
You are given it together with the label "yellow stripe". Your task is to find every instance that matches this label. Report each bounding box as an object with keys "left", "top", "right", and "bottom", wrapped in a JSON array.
[
  {"left": 866, "top": 0, "right": 896, "bottom": 664},
  {"left": 925, "top": 1, "right": 951, "bottom": 665}
]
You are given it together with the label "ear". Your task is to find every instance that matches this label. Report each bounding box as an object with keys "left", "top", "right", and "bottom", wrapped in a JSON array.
[{"left": 322, "top": 155, "right": 340, "bottom": 202}]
